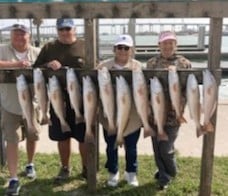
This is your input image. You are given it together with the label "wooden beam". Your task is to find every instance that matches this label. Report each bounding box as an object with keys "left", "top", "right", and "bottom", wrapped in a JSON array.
[
  {"left": 0, "top": 1, "right": 226, "bottom": 19},
  {"left": 199, "top": 18, "right": 223, "bottom": 196},
  {"left": 0, "top": 68, "right": 206, "bottom": 84},
  {"left": 84, "top": 18, "right": 97, "bottom": 193}
]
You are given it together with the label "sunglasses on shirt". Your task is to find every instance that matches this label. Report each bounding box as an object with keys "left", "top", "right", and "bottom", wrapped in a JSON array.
[
  {"left": 116, "top": 45, "right": 130, "bottom": 51},
  {"left": 58, "top": 27, "right": 72, "bottom": 32}
]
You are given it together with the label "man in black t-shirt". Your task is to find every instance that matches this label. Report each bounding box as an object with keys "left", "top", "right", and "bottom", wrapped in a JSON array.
[{"left": 34, "top": 18, "right": 87, "bottom": 182}]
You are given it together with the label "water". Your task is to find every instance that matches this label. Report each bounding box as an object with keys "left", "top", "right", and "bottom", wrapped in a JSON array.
[{"left": 100, "top": 34, "right": 228, "bottom": 53}]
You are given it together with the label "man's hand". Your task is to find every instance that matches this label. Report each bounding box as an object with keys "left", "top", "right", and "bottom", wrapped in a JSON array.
[
  {"left": 168, "top": 65, "right": 177, "bottom": 71},
  {"left": 47, "top": 60, "right": 62, "bottom": 70},
  {"left": 17, "top": 60, "right": 31, "bottom": 68}
]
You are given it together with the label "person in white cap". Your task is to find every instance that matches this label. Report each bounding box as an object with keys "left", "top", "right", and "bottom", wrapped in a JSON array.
[
  {"left": 146, "top": 30, "right": 191, "bottom": 190},
  {"left": 0, "top": 22, "right": 40, "bottom": 196},
  {"left": 97, "top": 34, "right": 142, "bottom": 187}
]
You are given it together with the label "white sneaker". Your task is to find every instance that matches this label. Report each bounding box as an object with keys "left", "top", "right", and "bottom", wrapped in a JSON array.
[
  {"left": 107, "top": 171, "right": 119, "bottom": 187},
  {"left": 124, "top": 171, "right": 139, "bottom": 187}
]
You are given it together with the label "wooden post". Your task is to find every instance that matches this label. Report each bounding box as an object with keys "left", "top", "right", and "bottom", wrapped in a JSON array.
[
  {"left": 199, "top": 17, "right": 222, "bottom": 196},
  {"left": 0, "top": 121, "right": 6, "bottom": 167},
  {"left": 84, "top": 18, "right": 97, "bottom": 193},
  {"left": 0, "top": 98, "right": 6, "bottom": 167},
  {"left": 197, "top": 26, "right": 205, "bottom": 50}
]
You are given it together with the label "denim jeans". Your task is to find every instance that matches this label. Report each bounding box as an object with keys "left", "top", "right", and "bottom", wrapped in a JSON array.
[
  {"left": 152, "top": 126, "right": 179, "bottom": 186},
  {"left": 103, "top": 128, "right": 140, "bottom": 174}
]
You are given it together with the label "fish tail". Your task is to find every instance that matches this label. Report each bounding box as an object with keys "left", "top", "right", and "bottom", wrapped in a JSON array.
[
  {"left": 144, "top": 126, "right": 156, "bottom": 138},
  {"left": 75, "top": 114, "right": 84, "bottom": 124},
  {"left": 40, "top": 114, "right": 50, "bottom": 125},
  {"left": 203, "top": 122, "right": 214, "bottom": 132},
  {"left": 84, "top": 131, "right": 95, "bottom": 143},
  {"left": 107, "top": 122, "right": 116, "bottom": 136},
  {"left": 116, "top": 136, "right": 124, "bottom": 147},
  {"left": 196, "top": 125, "right": 205, "bottom": 138},
  {"left": 61, "top": 122, "right": 71, "bottom": 133},
  {"left": 157, "top": 131, "right": 169, "bottom": 141},
  {"left": 178, "top": 115, "right": 187, "bottom": 124}
]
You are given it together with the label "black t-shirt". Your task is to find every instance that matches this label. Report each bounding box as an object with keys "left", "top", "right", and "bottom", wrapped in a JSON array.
[{"left": 34, "top": 39, "right": 85, "bottom": 68}]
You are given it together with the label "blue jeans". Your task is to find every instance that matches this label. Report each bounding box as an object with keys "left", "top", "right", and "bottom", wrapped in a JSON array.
[
  {"left": 152, "top": 126, "right": 179, "bottom": 186},
  {"left": 103, "top": 128, "right": 140, "bottom": 174}
]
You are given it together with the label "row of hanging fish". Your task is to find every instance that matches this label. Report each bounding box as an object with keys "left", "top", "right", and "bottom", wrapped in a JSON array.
[
  {"left": 16, "top": 67, "right": 218, "bottom": 144},
  {"left": 98, "top": 67, "right": 218, "bottom": 142}
]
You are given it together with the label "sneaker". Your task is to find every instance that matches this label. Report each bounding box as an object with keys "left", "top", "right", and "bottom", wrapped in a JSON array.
[
  {"left": 81, "top": 166, "right": 87, "bottom": 179},
  {"left": 25, "top": 165, "right": 36, "bottom": 179},
  {"left": 54, "top": 166, "right": 70, "bottom": 182},
  {"left": 107, "top": 171, "right": 119, "bottom": 187},
  {"left": 154, "top": 171, "right": 159, "bottom": 180},
  {"left": 6, "top": 179, "right": 21, "bottom": 196},
  {"left": 124, "top": 172, "right": 139, "bottom": 187},
  {"left": 159, "top": 184, "right": 168, "bottom": 190}
]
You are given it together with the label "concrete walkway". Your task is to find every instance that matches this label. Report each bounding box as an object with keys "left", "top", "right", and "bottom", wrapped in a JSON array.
[{"left": 19, "top": 102, "right": 228, "bottom": 157}]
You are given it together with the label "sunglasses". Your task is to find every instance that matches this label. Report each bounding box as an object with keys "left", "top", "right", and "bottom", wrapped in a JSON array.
[
  {"left": 116, "top": 45, "right": 130, "bottom": 51},
  {"left": 58, "top": 27, "right": 72, "bottom": 32}
]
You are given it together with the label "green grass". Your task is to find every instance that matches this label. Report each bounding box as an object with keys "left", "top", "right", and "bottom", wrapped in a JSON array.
[{"left": 0, "top": 152, "right": 228, "bottom": 196}]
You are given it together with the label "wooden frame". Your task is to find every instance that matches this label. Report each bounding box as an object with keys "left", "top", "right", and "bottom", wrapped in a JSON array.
[
  {"left": 0, "top": 1, "right": 224, "bottom": 195},
  {"left": 0, "top": 1, "right": 226, "bottom": 18}
]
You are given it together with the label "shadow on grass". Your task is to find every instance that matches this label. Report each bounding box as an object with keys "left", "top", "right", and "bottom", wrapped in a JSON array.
[{"left": 9, "top": 176, "right": 160, "bottom": 196}]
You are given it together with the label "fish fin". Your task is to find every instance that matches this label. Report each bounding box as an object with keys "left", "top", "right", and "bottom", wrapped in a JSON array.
[
  {"left": 157, "top": 132, "right": 169, "bottom": 141},
  {"left": 137, "top": 87, "right": 144, "bottom": 96},
  {"left": 53, "top": 91, "right": 57, "bottom": 100},
  {"left": 203, "top": 122, "right": 214, "bottom": 132},
  {"left": 156, "top": 95, "right": 161, "bottom": 104},
  {"left": 173, "top": 83, "right": 178, "bottom": 92},
  {"left": 37, "top": 83, "right": 41, "bottom": 91},
  {"left": 87, "top": 92, "right": 93, "bottom": 102},
  {"left": 69, "top": 83, "right": 73, "bottom": 91},
  {"left": 22, "top": 91, "right": 27, "bottom": 101}
]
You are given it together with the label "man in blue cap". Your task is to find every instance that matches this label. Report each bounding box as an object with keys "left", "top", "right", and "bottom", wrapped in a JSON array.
[{"left": 34, "top": 18, "right": 87, "bottom": 182}]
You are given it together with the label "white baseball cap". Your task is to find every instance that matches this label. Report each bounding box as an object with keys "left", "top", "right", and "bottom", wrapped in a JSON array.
[
  {"left": 114, "top": 34, "right": 133, "bottom": 47},
  {"left": 10, "top": 23, "right": 30, "bottom": 33}
]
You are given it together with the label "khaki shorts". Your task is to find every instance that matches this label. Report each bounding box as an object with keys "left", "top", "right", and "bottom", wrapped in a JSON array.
[{"left": 1, "top": 108, "right": 40, "bottom": 143}]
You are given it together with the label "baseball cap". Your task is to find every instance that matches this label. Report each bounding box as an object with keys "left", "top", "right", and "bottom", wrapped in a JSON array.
[
  {"left": 56, "top": 18, "right": 74, "bottom": 29},
  {"left": 10, "top": 23, "right": 29, "bottom": 33},
  {"left": 114, "top": 34, "right": 133, "bottom": 47},
  {"left": 158, "top": 31, "right": 176, "bottom": 43}
]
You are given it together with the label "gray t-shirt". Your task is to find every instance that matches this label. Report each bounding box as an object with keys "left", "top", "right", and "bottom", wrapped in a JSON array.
[{"left": 0, "top": 44, "right": 40, "bottom": 115}]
